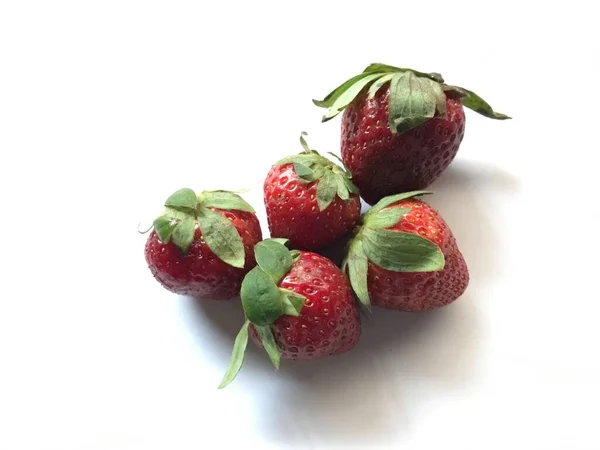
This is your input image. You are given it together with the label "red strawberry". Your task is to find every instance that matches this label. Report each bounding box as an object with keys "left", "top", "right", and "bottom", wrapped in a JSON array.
[
  {"left": 264, "top": 132, "right": 361, "bottom": 250},
  {"left": 144, "top": 188, "right": 262, "bottom": 300},
  {"left": 344, "top": 191, "right": 468, "bottom": 312},
  {"left": 315, "top": 63, "right": 510, "bottom": 204},
  {"left": 219, "top": 239, "right": 361, "bottom": 387}
]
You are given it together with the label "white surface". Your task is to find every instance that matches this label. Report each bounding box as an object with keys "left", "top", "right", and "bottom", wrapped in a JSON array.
[{"left": 1, "top": 1, "right": 599, "bottom": 449}]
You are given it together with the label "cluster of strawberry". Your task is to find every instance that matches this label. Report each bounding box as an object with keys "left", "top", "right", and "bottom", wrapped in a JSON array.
[{"left": 143, "top": 63, "right": 509, "bottom": 387}]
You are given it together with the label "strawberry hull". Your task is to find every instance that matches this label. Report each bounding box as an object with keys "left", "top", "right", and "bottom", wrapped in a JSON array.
[
  {"left": 145, "top": 210, "right": 262, "bottom": 300},
  {"left": 249, "top": 251, "right": 361, "bottom": 359},
  {"left": 264, "top": 163, "right": 361, "bottom": 250},
  {"left": 341, "top": 91, "right": 466, "bottom": 205},
  {"left": 368, "top": 237, "right": 469, "bottom": 311}
]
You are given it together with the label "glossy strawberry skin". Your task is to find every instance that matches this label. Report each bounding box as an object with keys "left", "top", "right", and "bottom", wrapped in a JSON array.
[
  {"left": 367, "top": 199, "right": 469, "bottom": 311},
  {"left": 341, "top": 88, "right": 466, "bottom": 205},
  {"left": 264, "top": 164, "right": 361, "bottom": 250},
  {"left": 145, "top": 210, "right": 262, "bottom": 300},
  {"left": 250, "top": 251, "right": 360, "bottom": 360}
]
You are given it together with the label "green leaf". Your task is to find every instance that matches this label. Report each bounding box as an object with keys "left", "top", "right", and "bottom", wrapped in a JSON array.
[
  {"left": 153, "top": 215, "right": 177, "bottom": 243},
  {"left": 368, "top": 190, "right": 433, "bottom": 215},
  {"left": 343, "top": 176, "right": 359, "bottom": 195},
  {"left": 455, "top": 86, "right": 511, "bottom": 120},
  {"left": 336, "top": 175, "right": 351, "bottom": 202},
  {"left": 430, "top": 79, "right": 447, "bottom": 117},
  {"left": 364, "top": 207, "right": 411, "bottom": 230},
  {"left": 198, "top": 191, "right": 255, "bottom": 213},
  {"left": 388, "top": 71, "right": 439, "bottom": 134},
  {"left": 241, "top": 267, "right": 283, "bottom": 326},
  {"left": 321, "top": 73, "right": 384, "bottom": 122},
  {"left": 346, "top": 239, "right": 370, "bottom": 308},
  {"left": 442, "top": 85, "right": 468, "bottom": 99},
  {"left": 293, "top": 162, "right": 317, "bottom": 182},
  {"left": 218, "top": 321, "right": 250, "bottom": 389},
  {"left": 171, "top": 215, "right": 195, "bottom": 252},
  {"left": 299, "top": 131, "right": 311, "bottom": 153},
  {"left": 254, "top": 325, "right": 281, "bottom": 369},
  {"left": 275, "top": 153, "right": 320, "bottom": 167},
  {"left": 254, "top": 240, "right": 293, "bottom": 284},
  {"left": 367, "top": 73, "right": 394, "bottom": 98},
  {"left": 326, "top": 151, "right": 345, "bottom": 167},
  {"left": 266, "top": 238, "right": 289, "bottom": 246},
  {"left": 362, "top": 63, "right": 445, "bottom": 83},
  {"left": 197, "top": 207, "right": 245, "bottom": 268},
  {"left": 290, "top": 249, "right": 301, "bottom": 261},
  {"left": 362, "top": 228, "right": 445, "bottom": 272},
  {"left": 164, "top": 188, "right": 197, "bottom": 211},
  {"left": 316, "top": 170, "right": 338, "bottom": 211},
  {"left": 280, "top": 289, "right": 306, "bottom": 316},
  {"left": 313, "top": 72, "right": 380, "bottom": 108}
]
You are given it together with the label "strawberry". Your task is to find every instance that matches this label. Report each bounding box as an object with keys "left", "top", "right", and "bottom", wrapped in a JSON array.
[
  {"left": 314, "top": 63, "right": 510, "bottom": 204},
  {"left": 144, "top": 188, "right": 262, "bottom": 300},
  {"left": 219, "top": 239, "right": 361, "bottom": 387},
  {"left": 343, "top": 191, "right": 468, "bottom": 312},
  {"left": 264, "top": 132, "right": 361, "bottom": 250}
]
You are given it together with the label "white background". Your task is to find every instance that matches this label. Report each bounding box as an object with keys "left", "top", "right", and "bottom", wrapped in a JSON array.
[{"left": 1, "top": 1, "right": 599, "bottom": 449}]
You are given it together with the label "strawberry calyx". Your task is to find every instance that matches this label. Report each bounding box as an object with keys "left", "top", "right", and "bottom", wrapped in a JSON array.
[
  {"left": 342, "top": 191, "right": 445, "bottom": 308},
  {"left": 152, "top": 188, "right": 255, "bottom": 268},
  {"left": 219, "top": 239, "right": 307, "bottom": 389},
  {"left": 274, "top": 132, "right": 359, "bottom": 211},
  {"left": 314, "top": 63, "right": 510, "bottom": 134}
]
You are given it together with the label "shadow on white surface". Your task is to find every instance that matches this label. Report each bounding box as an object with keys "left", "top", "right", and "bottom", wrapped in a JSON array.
[
  {"left": 428, "top": 160, "right": 521, "bottom": 282},
  {"left": 251, "top": 295, "right": 481, "bottom": 446},
  {"left": 187, "top": 161, "right": 519, "bottom": 445}
]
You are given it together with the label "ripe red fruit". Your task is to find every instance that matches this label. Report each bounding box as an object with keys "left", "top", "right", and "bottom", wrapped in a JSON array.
[
  {"left": 219, "top": 239, "right": 361, "bottom": 387},
  {"left": 344, "top": 191, "right": 468, "bottom": 312},
  {"left": 145, "top": 188, "right": 262, "bottom": 300},
  {"left": 249, "top": 251, "right": 360, "bottom": 360},
  {"left": 264, "top": 133, "right": 361, "bottom": 250},
  {"left": 315, "top": 63, "right": 510, "bottom": 204}
]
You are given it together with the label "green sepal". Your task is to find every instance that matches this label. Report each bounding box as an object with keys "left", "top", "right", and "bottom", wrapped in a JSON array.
[
  {"left": 367, "top": 73, "right": 395, "bottom": 98},
  {"left": 275, "top": 153, "right": 318, "bottom": 166},
  {"left": 363, "top": 63, "right": 444, "bottom": 83},
  {"left": 326, "top": 151, "right": 345, "bottom": 166},
  {"left": 335, "top": 175, "right": 350, "bottom": 201},
  {"left": 368, "top": 190, "right": 433, "bottom": 216},
  {"left": 275, "top": 133, "right": 357, "bottom": 210},
  {"left": 197, "top": 206, "right": 245, "bottom": 268},
  {"left": 320, "top": 73, "right": 383, "bottom": 122},
  {"left": 314, "top": 63, "right": 510, "bottom": 132},
  {"left": 343, "top": 176, "right": 359, "bottom": 195},
  {"left": 241, "top": 267, "right": 283, "bottom": 326},
  {"left": 254, "top": 325, "right": 281, "bottom": 369},
  {"left": 280, "top": 289, "right": 306, "bottom": 316},
  {"left": 290, "top": 249, "right": 301, "bottom": 261},
  {"left": 254, "top": 239, "right": 293, "bottom": 284},
  {"left": 363, "top": 207, "right": 412, "bottom": 230},
  {"left": 345, "top": 239, "right": 370, "bottom": 309},
  {"left": 152, "top": 188, "right": 197, "bottom": 253},
  {"left": 299, "top": 131, "right": 311, "bottom": 153},
  {"left": 171, "top": 215, "right": 195, "bottom": 253},
  {"left": 361, "top": 228, "right": 445, "bottom": 272},
  {"left": 316, "top": 170, "right": 338, "bottom": 211},
  {"left": 153, "top": 216, "right": 178, "bottom": 243},
  {"left": 164, "top": 188, "right": 197, "bottom": 212},
  {"left": 267, "top": 238, "right": 289, "bottom": 246},
  {"left": 448, "top": 86, "right": 511, "bottom": 120},
  {"left": 197, "top": 190, "right": 255, "bottom": 213},
  {"left": 313, "top": 71, "right": 381, "bottom": 108},
  {"left": 218, "top": 320, "right": 250, "bottom": 389},
  {"left": 388, "top": 71, "right": 445, "bottom": 134},
  {"left": 293, "top": 162, "right": 316, "bottom": 181}
]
